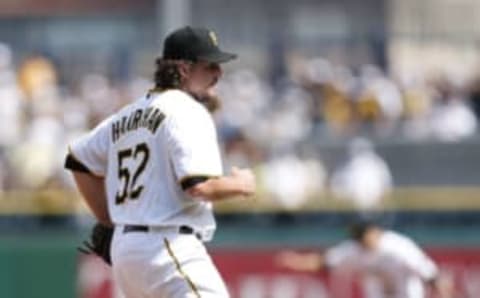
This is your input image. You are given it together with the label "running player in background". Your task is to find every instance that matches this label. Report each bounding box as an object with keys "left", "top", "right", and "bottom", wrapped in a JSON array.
[
  {"left": 65, "top": 26, "right": 255, "bottom": 297},
  {"left": 276, "top": 220, "right": 453, "bottom": 298}
]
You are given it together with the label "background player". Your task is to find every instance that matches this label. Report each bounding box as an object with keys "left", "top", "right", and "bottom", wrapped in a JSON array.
[
  {"left": 276, "top": 220, "right": 453, "bottom": 298},
  {"left": 65, "top": 26, "right": 255, "bottom": 298}
]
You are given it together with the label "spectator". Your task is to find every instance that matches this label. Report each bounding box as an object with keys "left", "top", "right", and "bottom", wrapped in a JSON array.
[
  {"left": 430, "top": 93, "right": 477, "bottom": 142},
  {"left": 0, "top": 43, "right": 24, "bottom": 149},
  {"left": 330, "top": 137, "right": 392, "bottom": 210},
  {"left": 262, "top": 153, "right": 326, "bottom": 210}
]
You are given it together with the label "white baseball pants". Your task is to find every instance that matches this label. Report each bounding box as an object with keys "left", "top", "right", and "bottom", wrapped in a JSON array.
[{"left": 111, "top": 226, "right": 230, "bottom": 298}]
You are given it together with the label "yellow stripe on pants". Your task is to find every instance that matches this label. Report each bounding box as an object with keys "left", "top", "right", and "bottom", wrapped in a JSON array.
[{"left": 164, "top": 238, "right": 201, "bottom": 298}]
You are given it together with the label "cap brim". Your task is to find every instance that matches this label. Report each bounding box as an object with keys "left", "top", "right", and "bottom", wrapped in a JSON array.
[{"left": 199, "top": 51, "right": 237, "bottom": 64}]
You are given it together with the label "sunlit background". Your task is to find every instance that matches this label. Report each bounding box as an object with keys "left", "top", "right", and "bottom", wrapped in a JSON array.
[{"left": 1, "top": 0, "right": 480, "bottom": 297}]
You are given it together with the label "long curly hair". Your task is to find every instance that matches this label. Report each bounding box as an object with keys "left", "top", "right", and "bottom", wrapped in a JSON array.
[
  {"left": 152, "top": 58, "right": 221, "bottom": 113},
  {"left": 153, "top": 58, "right": 185, "bottom": 89}
]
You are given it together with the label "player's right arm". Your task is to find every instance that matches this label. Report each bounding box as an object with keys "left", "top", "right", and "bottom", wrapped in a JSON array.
[
  {"left": 165, "top": 94, "right": 256, "bottom": 201},
  {"left": 184, "top": 166, "right": 255, "bottom": 201}
]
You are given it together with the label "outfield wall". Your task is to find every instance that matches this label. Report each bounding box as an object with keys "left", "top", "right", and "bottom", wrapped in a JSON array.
[
  {"left": 78, "top": 247, "right": 480, "bottom": 298},
  {"left": 0, "top": 213, "right": 479, "bottom": 298}
]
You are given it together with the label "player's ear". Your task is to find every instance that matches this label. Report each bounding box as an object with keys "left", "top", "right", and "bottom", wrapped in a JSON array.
[{"left": 177, "top": 60, "right": 192, "bottom": 81}]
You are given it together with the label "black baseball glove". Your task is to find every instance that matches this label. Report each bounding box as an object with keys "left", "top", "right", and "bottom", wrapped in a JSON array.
[{"left": 78, "top": 222, "right": 114, "bottom": 265}]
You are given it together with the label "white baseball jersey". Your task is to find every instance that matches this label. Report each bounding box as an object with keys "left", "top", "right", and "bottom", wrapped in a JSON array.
[
  {"left": 325, "top": 231, "right": 438, "bottom": 298},
  {"left": 69, "top": 90, "right": 223, "bottom": 238}
]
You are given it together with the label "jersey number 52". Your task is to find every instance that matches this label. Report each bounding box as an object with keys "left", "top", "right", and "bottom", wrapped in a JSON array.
[{"left": 115, "top": 143, "right": 150, "bottom": 204}]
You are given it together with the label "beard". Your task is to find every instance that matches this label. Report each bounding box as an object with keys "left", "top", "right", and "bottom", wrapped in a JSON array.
[{"left": 190, "top": 89, "right": 222, "bottom": 113}]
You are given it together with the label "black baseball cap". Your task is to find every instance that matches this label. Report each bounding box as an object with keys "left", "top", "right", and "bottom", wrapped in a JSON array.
[
  {"left": 347, "top": 216, "right": 384, "bottom": 241},
  {"left": 162, "top": 26, "right": 237, "bottom": 64}
]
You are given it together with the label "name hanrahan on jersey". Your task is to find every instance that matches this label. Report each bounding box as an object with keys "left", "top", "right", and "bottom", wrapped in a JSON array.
[{"left": 112, "top": 107, "right": 165, "bottom": 143}]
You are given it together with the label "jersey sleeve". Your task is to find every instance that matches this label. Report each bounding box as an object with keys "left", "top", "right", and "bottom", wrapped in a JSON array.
[
  {"left": 391, "top": 234, "right": 439, "bottom": 280},
  {"left": 68, "top": 116, "right": 112, "bottom": 177},
  {"left": 324, "top": 240, "right": 362, "bottom": 269},
  {"left": 165, "top": 101, "right": 223, "bottom": 184}
]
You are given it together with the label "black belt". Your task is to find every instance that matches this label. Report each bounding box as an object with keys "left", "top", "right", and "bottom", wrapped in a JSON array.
[{"left": 123, "top": 224, "right": 201, "bottom": 240}]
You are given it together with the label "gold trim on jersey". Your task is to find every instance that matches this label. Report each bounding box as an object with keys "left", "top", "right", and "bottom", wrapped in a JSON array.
[
  {"left": 146, "top": 87, "right": 167, "bottom": 98},
  {"left": 164, "top": 238, "right": 201, "bottom": 298}
]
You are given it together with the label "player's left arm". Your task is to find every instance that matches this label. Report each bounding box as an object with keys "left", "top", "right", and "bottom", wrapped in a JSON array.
[
  {"left": 65, "top": 117, "right": 112, "bottom": 225},
  {"left": 428, "top": 275, "right": 454, "bottom": 298},
  {"left": 275, "top": 250, "right": 325, "bottom": 272},
  {"left": 70, "top": 169, "right": 111, "bottom": 226}
]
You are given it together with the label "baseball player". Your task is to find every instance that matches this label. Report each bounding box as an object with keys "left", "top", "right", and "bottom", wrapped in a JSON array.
[
  {"left": 65, "top": 26, "right": 255, "bottom": 298},
  {"left": 276, "top": 220, "right": 452, "bottom": 298}
]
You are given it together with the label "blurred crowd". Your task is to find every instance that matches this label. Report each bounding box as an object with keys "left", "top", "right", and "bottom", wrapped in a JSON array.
[
  {"left": 1, "top": 41, "right": 479, "bottom": 210},
  {"left": 214, "top": 55, "right": 479, "bottom": 209},
  {"left": 0, "top": 42, "right": 147, "bottom": 194}
]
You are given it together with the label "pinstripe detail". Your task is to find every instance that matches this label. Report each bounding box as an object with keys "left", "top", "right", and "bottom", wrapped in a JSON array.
[{"left": 164, "top": 238, "right": 201, "bottom": 298}]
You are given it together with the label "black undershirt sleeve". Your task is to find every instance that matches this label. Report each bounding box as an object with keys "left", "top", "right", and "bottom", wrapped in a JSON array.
[
  {"left": 181, "top": 176, "right": 210, "bottom": 191},
  {"left": 64, "top": 153, "right": 92, "bottom": 174}
]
